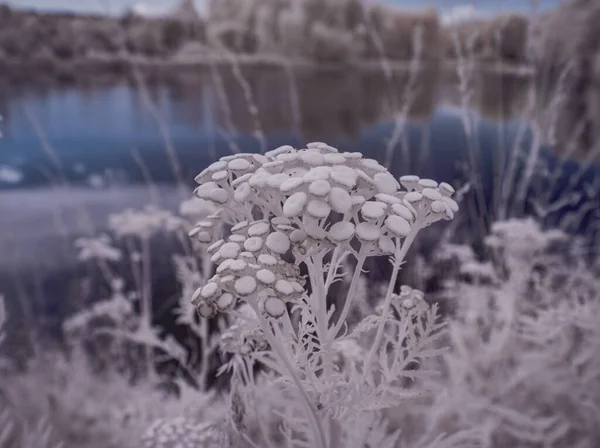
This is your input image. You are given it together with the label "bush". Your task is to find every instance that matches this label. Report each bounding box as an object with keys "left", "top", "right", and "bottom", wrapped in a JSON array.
[
  {"left": 342, "top": 0, "right": 366, "bottom": 31},
  {"left": 52, "top": 38, "right": 77, "bottom": 60},
  {"left": 161, "top": 19, "right": 188, "bottom": 52},
  {"left": 125, "top": 22, "right": 165, "bottom": 56},
  {"left": 86, "top": 22, "right": 124, "bottom": 54},
  {"left": 490, "top": 14, "right": 529, "bottom": 62},
  {"left": 444, "top": 13, "right": 529, "bottom": 63},
  {"left": 307, "top": 21, "right": 358, "bottom": 63},
  {"left": 418, "top": 219, "right": 600, "bottom": 447},
  {"left": 380, "top": 6, "right": 441, "bottom": 61},
  {"left": 210, "top": 22, "right": 259, "bottom": 54}
]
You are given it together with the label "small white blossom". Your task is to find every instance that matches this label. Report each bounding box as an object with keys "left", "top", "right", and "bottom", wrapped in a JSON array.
[
  {"left": 109, "top": 205, "right": 184, "bottom": 239},
  {"left": 75, "top": 234, "right": 122, "bottom": 262},
  {"left": 264, "top": 297, "right": 286, "bottom": 318}
]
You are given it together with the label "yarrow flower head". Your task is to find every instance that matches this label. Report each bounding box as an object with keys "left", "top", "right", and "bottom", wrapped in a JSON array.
[
  {"left": 109, "top": 205, "right": 185, "bottom": 238},
  {"left": 191, "top": 219, "right": 306, "bottom": 319},
  {"left": 393, "top": 285, "right": 428, "bottom": 312},
  {"left": 219, "top": 304, "right": 268, "bottom": 356},
  {"left": 74, "top": 234, "right": 122, "bottom": 262},
  {"left": 190, "top": 143, "right": 458, "bottom": 318},
  {"left": 179, "top": 197, "right": 218, "bottom": 221}
]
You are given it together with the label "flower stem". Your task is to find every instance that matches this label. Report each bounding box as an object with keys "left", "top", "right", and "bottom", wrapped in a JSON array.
[
  {"left": 329, "top": 250, "right": 367, "bottom": 339},
  {"left": 249, "top": 299, "right": 328, "bottom": 448},
  {"left": 361, "top": 229, "right": 419, "bottom": 381},
  {"left": 141, "top": 235, "right": 153, "bottom": 375},
  {"left": 324, "top": 246, "right": 344, "bottom": 292}
]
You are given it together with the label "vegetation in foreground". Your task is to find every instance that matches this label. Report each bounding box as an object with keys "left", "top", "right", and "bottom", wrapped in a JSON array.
[{"left": 1, "top": 141, "right": 600, "bottom": 447}]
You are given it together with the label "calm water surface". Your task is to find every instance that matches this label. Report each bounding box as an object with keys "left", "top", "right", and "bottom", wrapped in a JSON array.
[
  {"left": 0, "top": 67, "right": 596, "bottom": 272},
  {"left": 0, "top": 67, "right": 531, "bottom": 189}
]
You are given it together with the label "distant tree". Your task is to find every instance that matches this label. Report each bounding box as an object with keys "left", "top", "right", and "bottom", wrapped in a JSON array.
[
  {"left": 490, "top": 14, "right": 529, "bottom": 63},
  {"left": 120, "top": 9, "right": 144, "bottom": 28},
  {"left": 0, "top": 4, "right": 13, "bottom": 22},
  {"left": 52, "top": 39, "right": 76, "bottom": 60},
  {"left": 161, "top": 19, "right": 188, "bottom": 52},
  {"left": 344, "top": 0, "right": 365, "bottom": 31},
  {"left": 307, "top": 21, "right": 357, "bottom": 63},
  {"left": 126, "top": 22, "right": 164, "bottom": 56}
]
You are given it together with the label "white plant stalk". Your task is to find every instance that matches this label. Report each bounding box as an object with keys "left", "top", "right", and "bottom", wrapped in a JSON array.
[{"left": 189, "top": 142, "right": 458, "bottom": 447}]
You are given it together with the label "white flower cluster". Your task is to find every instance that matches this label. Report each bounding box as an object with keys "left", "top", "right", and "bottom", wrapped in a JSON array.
[
  {"left": 220, "top": 323, "right": 268, "bottom": 356},
  {"left": 392, "top": 285, "right": 428, "bottom": 312},
  {"left": 375, "top": 285, "right": 430, "bottom": 319},
  {"left": 220, "top": 304, "right": 268, "bottom": 355},
  {"left": 62, "top": 293, "right": 134, "bottom": 335},
  {"left": 74, "top": 234, "right": 122, "bottom": 262},
  {"left": 178, "top": 197, "right": 218, "bottom": 221},
  {"left": 109, "top": 205, "right": 185, "bottom": 238},
  {"left": 191, "top": 219, "right": 306, "bottom": 319},
  {"left": 190, "top": 142, "right": 458, "bottom": 317},
  {"left": 485, "top": 217, "right": 567, "bottom": 262},
  {"left": 141, "top": 418, "right": 222, "bottom": 448}
]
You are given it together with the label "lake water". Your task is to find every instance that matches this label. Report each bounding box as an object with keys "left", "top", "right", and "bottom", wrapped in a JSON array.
[
  {"left": 0, "top": 66, "right": 532, "bottom": 188},
  {"left": 0, "top": 65, "right": 598, "bottom": 272}
]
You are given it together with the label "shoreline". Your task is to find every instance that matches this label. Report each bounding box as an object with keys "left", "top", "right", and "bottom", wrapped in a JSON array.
[
  {"left": 0, "top": 184, "right": 188, "bottom": 273},
  {"left": 0, "top": 55, "right": 533, "bottom": 83}
]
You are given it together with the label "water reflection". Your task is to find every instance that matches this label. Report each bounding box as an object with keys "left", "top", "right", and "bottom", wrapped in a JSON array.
[
  {"left": 205, "top": 64, "right": 443, "bottom": 139},
  {"left": 0, "top": 64, "right": 598, "bottom": 273},
  {"left": 443, "top": 68, "right": 534, "bottom": 121},
  {"left": 0, "top": 64, "right": 536, "bottom": 153}
]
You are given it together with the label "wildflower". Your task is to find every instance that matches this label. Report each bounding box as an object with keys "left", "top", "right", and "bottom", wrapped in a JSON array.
[
  {"left": 375, "top": 285, "right": 429, "bottom": 315},
  {"left": 109, "top": 205, "right": 184, "bottom": 239},
  {"left": 74, "top": 234, "right": 122, "bottom": 262},
  {"left": 190, "top": 144, "right": 458, "bottom": 321},
  {"left": 191, "top": 224, "right": 305, "bottom": 320},
  {"left": 187, "top": 144, "right": 460, "bottom": 448},
  {"left": 188, "top": 210, "right": 224, "bottom": 244},
  {"left": 178, "top": 197, "right": 218, "bottom": 221},
  {"left": 219, "top": 303, "right": 268, "bottom": 356}
]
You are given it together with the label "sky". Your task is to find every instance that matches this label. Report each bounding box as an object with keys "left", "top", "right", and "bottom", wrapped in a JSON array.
[{"left": 5, "top": 0, "right": 564, "bottom": 19}]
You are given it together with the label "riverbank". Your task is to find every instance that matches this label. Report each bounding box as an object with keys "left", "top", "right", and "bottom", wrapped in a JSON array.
[{"left": 0, "top": 1, "right": 536, "bottom": 76}]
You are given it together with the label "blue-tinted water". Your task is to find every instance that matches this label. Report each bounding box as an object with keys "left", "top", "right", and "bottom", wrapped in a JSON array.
[
  {"left": 0, "top": 74, "right": 597, "bottom": 242},
  {"left": 0, "top": 81, "right": 516, "bottom": 186}
]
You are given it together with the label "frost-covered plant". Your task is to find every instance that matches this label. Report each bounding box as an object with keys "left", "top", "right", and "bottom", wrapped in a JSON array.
[
  {"left": 74, "top": 234, "right": 123, "bottom": 262},
  {"left": 101, "top": 205, "right": 196, "bottom": 374},
  {"left": 0, "top": 296, "right": 65, "bottom": 448},
  {"left": 108, "top": 205, "right": 187, "bottom": 239},
  {"left": 66, "top": 200, "right": 223, "bottom": 386},
  {"left": 0, "top": 410, "right": 64, "bottom": 448},
  {"left": 418, "top": 218, "right": 600, "bottom": 447},
  {"left": 1, "top": 345, "right": 223, "bottom": 448},
  {"left": 141, "top": 417, "right": 226, "bottom": 448},
  {"left": 62, "top": 278, "right": 149, "bottom": 373},
  {"left": 188, "top": 142, "right": 458, "bottom": 447}
]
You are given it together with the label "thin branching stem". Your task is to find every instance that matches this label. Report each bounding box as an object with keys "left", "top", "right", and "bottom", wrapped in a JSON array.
[
  {"left": 361, "top": 228, "right": 420, "bottom": 381},
  {"left": 247, "top": 297, "right": 328, "bottom": 448},
  {"left": 330, "top": 249, "right": 368, "bottom": 340}
]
